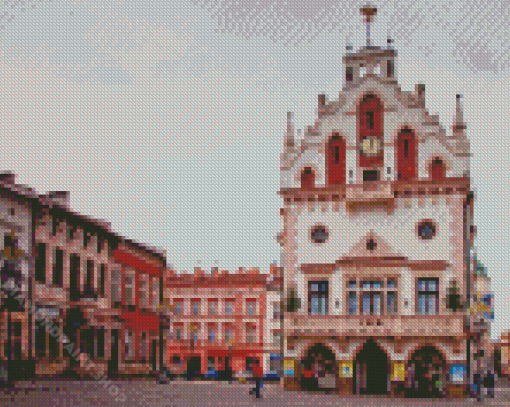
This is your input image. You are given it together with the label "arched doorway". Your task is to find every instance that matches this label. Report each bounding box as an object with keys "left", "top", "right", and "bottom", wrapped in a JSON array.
[
  {"left": 409, "top": 346, "right": 446, "bottom": 398},
  {"left": 301, "top": 343, "right": 337, "bottom": 392},
  {"left": 63, "top": 308, "right": 86, "bottom": 373},
  {"left": 354, "top": 339, "right": 389, "bottom": 395}
]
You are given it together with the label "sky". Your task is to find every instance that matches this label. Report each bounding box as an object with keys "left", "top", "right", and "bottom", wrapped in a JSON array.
[{"left": 0, "top": 0, "right": 508, "bottom": 340}]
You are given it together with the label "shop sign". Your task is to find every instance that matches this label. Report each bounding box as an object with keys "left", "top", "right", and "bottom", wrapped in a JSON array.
[
  {"left": 284, "top": 360, "right": 294, "bottom": 376},
  {"left": 339, "top": 361, "right": 353, "bottom": 378},
  {"left": 392, "top": 363, "right": 405, "bottom": 381},
  {"left": 449, "top": 364, "right": 466, "bottom": 382}
]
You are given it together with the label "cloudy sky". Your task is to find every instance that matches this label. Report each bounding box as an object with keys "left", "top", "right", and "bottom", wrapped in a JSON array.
[{"left": 0, "top": 0, "right": 508, "bottom": 340}]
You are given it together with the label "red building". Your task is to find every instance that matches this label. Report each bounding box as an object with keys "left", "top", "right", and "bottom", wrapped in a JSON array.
[{"left": 164, "top": 267, "right": 270, "bottom": 378}]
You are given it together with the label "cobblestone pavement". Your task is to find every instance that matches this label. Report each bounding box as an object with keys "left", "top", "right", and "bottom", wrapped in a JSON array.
[{"left": 1, "top": 378, "right": 509, "bottom": 406}]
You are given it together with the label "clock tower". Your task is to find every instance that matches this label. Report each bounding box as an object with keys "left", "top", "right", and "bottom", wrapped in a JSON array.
[{"left": 278, "top": 5, "right": 480, "bottom": 398}]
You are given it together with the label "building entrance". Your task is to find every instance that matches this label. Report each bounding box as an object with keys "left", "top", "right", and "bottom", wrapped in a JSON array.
[
  {"left": 354, "top": 339, "right": 389, "bottom": 395},
  {"left": 302, "top": 343, "right": 337, "bottom": 392}
]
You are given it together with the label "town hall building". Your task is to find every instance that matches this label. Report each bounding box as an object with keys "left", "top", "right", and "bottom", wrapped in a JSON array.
[{"left": 278, "top": 5, "right": 483, "bottom": 398}]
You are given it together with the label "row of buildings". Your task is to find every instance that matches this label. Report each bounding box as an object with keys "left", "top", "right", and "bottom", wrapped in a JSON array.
[{"left": 0, "top": 172, "right": 284, "bottom": 381}]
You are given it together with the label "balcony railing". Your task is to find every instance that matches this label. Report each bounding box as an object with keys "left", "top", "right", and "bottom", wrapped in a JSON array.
[{"left": 285, "top": 314, "right": 463, "bottom": 337}]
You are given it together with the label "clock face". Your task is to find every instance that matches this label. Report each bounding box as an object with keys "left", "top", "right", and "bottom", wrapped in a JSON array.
[{"left": 360, "top": 136, "right": 381, "bottom": 157}]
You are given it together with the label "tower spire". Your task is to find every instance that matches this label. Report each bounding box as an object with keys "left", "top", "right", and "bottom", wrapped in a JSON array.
[
  {"left": 284, "top": 111, "right": 295, "bottom": 149},
  {"left": 360, "top": 5, "right": 377, "bottom": 47}
]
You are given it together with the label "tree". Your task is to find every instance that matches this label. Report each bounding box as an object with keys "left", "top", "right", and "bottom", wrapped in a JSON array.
[{"left": 446, "top": 280, "right": 464, "bottom": 312}]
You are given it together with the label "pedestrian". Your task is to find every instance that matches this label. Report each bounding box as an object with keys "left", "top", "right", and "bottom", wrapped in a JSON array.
[
  {"left": 484, "top": 369, "right": 495, "bottom": 399},
  {"left": 250, "top": 360, "right": 263, "bottom": 399}
]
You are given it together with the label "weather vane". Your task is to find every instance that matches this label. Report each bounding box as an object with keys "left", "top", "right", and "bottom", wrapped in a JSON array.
[{"left": 360, "top": 4, "right": 377, "bottom": 47}]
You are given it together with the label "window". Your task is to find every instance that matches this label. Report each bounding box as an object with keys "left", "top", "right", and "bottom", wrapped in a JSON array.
[
  {"left": 176, "top": 327, "right": 182, "bottom": 341},
  {"left": 208, "top": 300, "right": 217, "bottom": 316},
  {"left": 310, "top": 226, "right": 328, "bottom": 244},
  {"left": 273, "top": 303, "right": 281, "bottom": 320},
  {"left": 83, "top": 230, "right": 91, "bottom": 248},
  {"left": 348, "top": 280, "right": 357, "bottom": 289},
  {"left": 301, "top": 167, "right": 315, "bottom": 189},
  {"left": 224, "top": 327, "right": 233, "bottom": 344},
  {"left": 418, "top": 278, "right": 439, "bottom": 315},
  {"left": 85, "top": 259, "right": 94, "bottom": 295},
  {"left": 349, "top": 292, "right": 357, "bottom": 315},
  {"left": 52, "top": 249, "right": 64, "bottom": 287},
  {"left": 125, "top": 331, "right": 133, "bottom": 361},
  {"left": 97, "top": 328, "right": 105, "bottom": 358},
  {"left": 35, "top": 319, "right": 46, "bottom": 358},
  {"left": 246, "top": 326, "right": 256, "bottom": 344},
  {"left": 387, "top": 60, "right": 394, "bottom": 77},
  {"left": 387, "top": 279, "right": 395, "bottom": 289},
  {"left": 139, "top": 279, "right": 148, "bottom": 309},
  {"left": 417, "top": 220, "right": 437, "bottom": 240},
  {"left": 208, "top": 356, "right": 215, "bottom": 371},
  {"left": 430, "top": 157, "right": 446, "bottom": 180},
  {"left": 366, "top": 239, "right": 377, "bottom": 251},
  {"left": 208, "top": 327, "right": 216, "bottom": 343},
  {"left": 346, "top": 66, "right": 353, "bottom": 82},
  {"left": 396, "top": 129, "right": 417, "bottom": 180},
  {"left": 272, "top": 333, "right": 282, "bottom": 347},
  {"left": 151, "top": 278, "right": 159, "bottom": 311},
  {"left": 67, "top": 224, "right": 77, "bottom": 242},
  {"left": 326, "top": 134, "right": 346, "bottom": 185},
  {"left": 35, "top": 242, "right": 47, "bottom": 283},
  {"left": 366, "top": 111, "right": 374, "bottom": 129},
  {"left": 361, "top": 280, "right": 383, "bottom": 315},
  {"left": 49, "top": 322, "right": 59, "bottom": 360},
  {"left": 363, "top": 169, "right": 379, "bottom": 182},
  {"left": 52, "top": 218, "right": 59, "bottom": 236},
  {"left": 387, "top": 292, "right": 396, "bottom": 315},
  {"left": 99, "top": 264, "right": 105, "bottom": 296},
  {"left": 125, "top": 274, "right": 135, "bottom": 306},
  {"left": 174, "top": 300, "right": 183, "bottom": 315},
  {"left": 225, "top": 300, "right": 234, "bottom": 316},
  {"left": 111, "top": 268, "right": 121, "bottom": 305},
  {"left": 308, "top": 281, "right": 329, "bottom": 315},
  {"left": 247, "top": 300, "right": 256, "bottom": 316},
  {"left": 69, "top": 253, "right": 81, "bottom": 301},
  {"left": 191, "top": 300, "right": 200, "bottom": 316},
  {"left": 97, "top": 237, "right": 104, "bottom": 254},
  {"left": 141, "top": 332, "right": 147, "bottom": 362}
]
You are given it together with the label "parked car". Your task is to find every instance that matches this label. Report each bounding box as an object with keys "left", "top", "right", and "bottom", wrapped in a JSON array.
[{"left": 205, "top": 370, "right": 219, "bottom": 379}]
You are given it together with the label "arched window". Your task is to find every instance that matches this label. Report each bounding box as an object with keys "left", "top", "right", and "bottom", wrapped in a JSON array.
[
  {"left": 396, "top": 128, "right": 417, "bottom": 180},
  {"left": 357, "top": 94, "right": 384, "bottom": 168},
  {"left": 300, "top": 167, "right": 315, "bottom": 189},
  {"left": 430, "top": 157, "right": 446, "bottom": 180},
  {"left": 326, "top": 134, "right": 346, "bottom": 185}
]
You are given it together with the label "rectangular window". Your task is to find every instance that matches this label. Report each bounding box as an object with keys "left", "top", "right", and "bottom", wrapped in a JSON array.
[
  {"left": 225, "top": 300, "right": 234, "bottom": 316},
  {"left": 176, "top": 328, "right": 181, "bottom": 341},
  {"left": 334, "top": 146, "right": 340, "bottom": 164},
  {"left": 387, "top": 60, "right": 394, "bottom": 77},
  {"left": 174, "top": 300, "right": 182, "bottom": 315},
  {"left": 125, "top": 331, "right": 133, "bottom": 361},
  {"left": 52, "top": 218, "right": 59, "bottom": 236},
  {"left": 139, "top": 279, "right": 148, "bottom": 309},
  {"left": 192, "top": 300, "right": 200, "bottom": 315},
  {"left": 97, "top": 328, "right": 105, "bottom": 358},
  {"left": 308, "top": 281, "right": 329, "bottom": 315},
  {"left": 100, "top": 264, "right": 105, "bottom": 297},
  {"left": 363, "top": 170, "right": 379, "bottom": 182},
  {"left": 85, "top": 259, "right": 94, "bottom": 295},
  {"left": 346, "top": 66, "right": 354, "bottom": 82},
  {"left": 152, "top": 278, "right": 159, "bottom": 311},
  {"left": 35, "top": 243, "right": 46, "bottom": 283},
  {"left": 49, "top": 322, "right": 59, "bottom": 360},
  {"left": 366, "top": 111, "right": 374, "bottom": 129},
  {"left": 348, "top": 280, "right": 357, "bottom": 289},
  {"left": 125, "top": 274, "right": 135, "bottom": 306},
  {"left": 387, "top": 292, "right": 396, "bottom": 315},
  {"left": 141, "top": 332, "right": 147, "bottom": 362},
  {"left": 208, "top": 328, "right": 216, "bottom": 343},
  {"left": 246, "top": 327, "right": 255, "bottom": 344},
  {"left": 361, "top": 280, "right": 383, "bottom": 315},
  {"left": 247, "top": 300, "right": 256, "bottom": 316},
  {"left": 52, "top": 249, "right": 64, "bottom": 287},
  {"left": 349, "top": 292, "right": 357, "bottom": 315},
  {"left": 208, "top": 300, "right": 217, "bottom": 316},
  {"left": 70, "top": 253, "right": 81, "bottom": 301},
  {"left": 417, "top": 278, "right": 439, "bottom": 315},
  {"left": 111, "top": 268, "right": 121, "bottom": 305},
  {"left": 224, "top": 328, "right": 233, "bottom": 343},
  {"left": 97, "top": 237, "right": 103, "bottom": 254},
  {"left": 83, "top": 231, "right": 91, "bottom": 248},
  {"left": 35, "top": 319, "right": 46, "bottom": 358}
]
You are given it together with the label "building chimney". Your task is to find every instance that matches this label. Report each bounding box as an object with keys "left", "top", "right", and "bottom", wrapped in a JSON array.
[
  {"left": 0, "top": 172, "right": 16, "bottom": 185},
  {"left": 46, "top": 191, "right": 70, "bottom": 208}
]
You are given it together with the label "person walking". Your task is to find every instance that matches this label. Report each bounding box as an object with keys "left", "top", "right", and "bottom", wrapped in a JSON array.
[
  {"left": 484, "top": 369, "right": 495, "bottom": 399},
  {"left": 250, "top": 360, "right": 263, "bottom": 399}
]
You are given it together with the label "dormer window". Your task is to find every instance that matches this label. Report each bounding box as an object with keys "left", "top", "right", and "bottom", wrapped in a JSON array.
[
  {"left": 346, "top": 66, "right": 354, "bottom": 82},
  {"left": 387, "top": 60, "right": 394, "bottom": 77}
]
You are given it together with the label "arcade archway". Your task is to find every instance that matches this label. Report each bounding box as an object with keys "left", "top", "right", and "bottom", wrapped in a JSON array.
[{"left": 354, "top": 339, "right": 389, "bottom": 395}]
